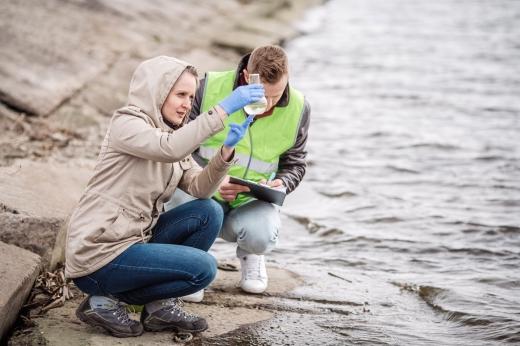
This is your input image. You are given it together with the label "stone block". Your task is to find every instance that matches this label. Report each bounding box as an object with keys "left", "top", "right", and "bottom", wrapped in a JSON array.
[{"left": 0, "top": 241, "right": 41, "bottom": 341}]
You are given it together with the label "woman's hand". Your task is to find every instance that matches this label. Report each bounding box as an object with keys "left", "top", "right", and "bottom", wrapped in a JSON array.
[
  {"left": 223, "top": 115, "right": 254, "bottom": 148},
  {"left": 220, "top": 115, "right": 254, "bottom": 161},
  {"left": 218, "top": 84, "right": 264, "bottom": 115}
]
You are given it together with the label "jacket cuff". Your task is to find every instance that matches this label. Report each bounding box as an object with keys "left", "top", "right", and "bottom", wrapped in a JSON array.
[{"left": 210, "top": 147, "right": 237, "bottom": 172}]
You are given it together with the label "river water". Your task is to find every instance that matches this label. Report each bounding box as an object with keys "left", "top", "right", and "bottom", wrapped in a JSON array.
[{"left": 272, "top": 0, "right": 520, "bottom": 344}]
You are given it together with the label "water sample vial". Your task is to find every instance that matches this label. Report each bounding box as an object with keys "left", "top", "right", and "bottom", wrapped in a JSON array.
[{"left": 243, "top": 73, "right": 268, "bottom": 115}]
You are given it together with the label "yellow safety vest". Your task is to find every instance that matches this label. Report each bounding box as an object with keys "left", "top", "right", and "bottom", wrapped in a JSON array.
[{"left": 200, "top": 70, "right": 304, "bottom": 208}]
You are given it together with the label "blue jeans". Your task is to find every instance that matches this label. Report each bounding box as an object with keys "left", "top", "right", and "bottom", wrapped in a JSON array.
[{"left": 73, "top": 198, "right": 223, "bottom": 305}]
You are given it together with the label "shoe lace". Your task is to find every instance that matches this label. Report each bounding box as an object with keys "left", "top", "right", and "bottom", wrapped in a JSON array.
[
  {"left": 113, "top": 303, "right": 133, "bottom": 325},
  {"left": 162, "top": 298, "right": 198, "bottom": 320},
  {"left": 244, "top": 256, "right": 265, "bottom": 280}
]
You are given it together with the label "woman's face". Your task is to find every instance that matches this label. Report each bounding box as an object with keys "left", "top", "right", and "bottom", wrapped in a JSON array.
[{"left": 161, "top": 71, "right": 197, "bottom": 126}]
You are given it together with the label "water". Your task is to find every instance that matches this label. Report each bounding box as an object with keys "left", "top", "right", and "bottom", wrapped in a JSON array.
[
  {"left": 276, "top": 0, "right": 520, "bottom": 344},
  {"left": 244, "top": 100, "right": 267, "bottom": 116}
]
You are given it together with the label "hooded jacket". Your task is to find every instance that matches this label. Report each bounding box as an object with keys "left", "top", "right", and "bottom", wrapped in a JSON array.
[{"left": 65, "top": 56, "right": 231, "bottom": 278}]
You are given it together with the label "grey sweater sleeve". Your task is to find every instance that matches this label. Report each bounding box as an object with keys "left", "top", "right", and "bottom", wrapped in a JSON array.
[{"left": 276, "top": 99, "right": 311, "bottom": 194}]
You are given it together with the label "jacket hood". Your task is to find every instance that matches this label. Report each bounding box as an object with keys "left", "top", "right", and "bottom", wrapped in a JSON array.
[{"left": 127, "top": 55, "right": 195, "bottom": 130}]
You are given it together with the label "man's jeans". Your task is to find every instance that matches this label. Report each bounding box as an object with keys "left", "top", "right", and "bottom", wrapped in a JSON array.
[
  {"left": 73, "top": 199, "right": 223, "bottom": 305},
  {"left": 165, "top": 189, "right": 280, "bottom": 256}
]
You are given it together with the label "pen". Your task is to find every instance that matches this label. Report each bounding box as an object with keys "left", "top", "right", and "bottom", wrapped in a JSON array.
[{"left": 268, "top": 172, "right": 276, "bottom": 182}]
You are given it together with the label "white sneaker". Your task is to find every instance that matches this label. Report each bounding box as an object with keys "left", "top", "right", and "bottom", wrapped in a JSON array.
[
  {"left": 238, "top": 252, "right": 268, "bottom": 294},
  {"left": 181, "top": 289, "right": 204, "bottom": 303}
]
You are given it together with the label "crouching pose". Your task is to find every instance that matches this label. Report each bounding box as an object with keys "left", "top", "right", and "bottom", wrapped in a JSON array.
[{"left": 65, "top": 56, "right": 264, "bottom": 337}]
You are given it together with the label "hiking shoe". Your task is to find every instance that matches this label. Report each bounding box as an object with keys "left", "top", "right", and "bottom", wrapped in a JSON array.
[
  {"left": 141, "top": 298, "right": 208, "bottom": 333},
  {"left": 239, "top": 253, "right": 268, "bottom": 294},
  {"left": 181, "top": 289, "right": 204, "bottom": 303},
  {"left": 75, "top": 296, "right": 143, "bottom": 337}
]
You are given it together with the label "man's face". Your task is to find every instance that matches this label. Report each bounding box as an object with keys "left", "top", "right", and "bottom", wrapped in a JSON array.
[
  {"left": 161, "top": 71, "right": 196, "bottom": 126},
  {"left": 244, "top": 69, "right": 288, "bottom": 112}
]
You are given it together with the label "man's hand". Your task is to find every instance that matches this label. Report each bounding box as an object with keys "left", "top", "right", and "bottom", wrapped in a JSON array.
[
  {"left": 258, "top": 178, "right": 284, "bottom": 189},
  {"left": 219, "top": 176, "right": 250, "bottom": 201}
]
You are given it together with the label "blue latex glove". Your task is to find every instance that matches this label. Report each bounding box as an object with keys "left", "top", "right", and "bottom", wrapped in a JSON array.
[
  {"left": 218, "top": 84, "right": 264, "bottom": 115},
  {"left": 223, "top": 115, "right": 255, "bottom": 147}
]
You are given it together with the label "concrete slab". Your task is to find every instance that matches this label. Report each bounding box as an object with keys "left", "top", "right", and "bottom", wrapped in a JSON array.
[
  {"left": 0, "top": 160, "right": 92, "bottom": 219},
  {"left": 0, "top": 160, "right": 92, "bottom": 261},
  {"left": 0, "top": 0, "right": 122, "bottom": 116},
  {"left": 0, "top": 241, "right": 41, "bottom": 341}
]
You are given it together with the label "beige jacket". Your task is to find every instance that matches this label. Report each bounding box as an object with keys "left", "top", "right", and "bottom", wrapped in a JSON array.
[{"left": 65, "top": 56, "right": 231, "bottom": 278}]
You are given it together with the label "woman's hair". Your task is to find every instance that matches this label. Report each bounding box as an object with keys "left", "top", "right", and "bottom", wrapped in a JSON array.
[
  {"left": 185, "top": 65, "right": 198, "bottom": 79},
  {"left": 247, "top": 45, "right": 288, "bottom": 84}
]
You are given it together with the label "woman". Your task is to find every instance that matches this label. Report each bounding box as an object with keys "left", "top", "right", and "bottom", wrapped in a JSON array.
[{"left": 65, "top": 56, "right": 263, "bottom": 337}]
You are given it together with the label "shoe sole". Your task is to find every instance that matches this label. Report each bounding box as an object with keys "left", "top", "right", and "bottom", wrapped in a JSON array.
[
  {"left": 143, "top": 324, "right": 208, "bottom": 334},
  {"left": 241, "top": 287, "right": 266, "bottom": 294},
  {"left": 76, "top": 306, "right": 143, "bottom": 338},
  {"left": 181, "top": 297, "right": 204, "bottom": 303},
  {"left": 240, "top": 284, "right": 267, "bottom": 294}
]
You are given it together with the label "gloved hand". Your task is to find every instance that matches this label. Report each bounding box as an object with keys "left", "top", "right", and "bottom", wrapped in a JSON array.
[
  {"left": 223, "top": 115, "right": 255, "bottom": 147},
  {"left": 218, "top": 84, "right": 264, "bottom": 115}
]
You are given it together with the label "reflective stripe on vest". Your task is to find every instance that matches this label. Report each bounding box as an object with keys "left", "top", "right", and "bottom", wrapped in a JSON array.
[
  {"left": 198, "top": 146, "right": 279, "bottom": 174},
  {"left": 200, "top": 70, "right": 304, "bottom": 208}
]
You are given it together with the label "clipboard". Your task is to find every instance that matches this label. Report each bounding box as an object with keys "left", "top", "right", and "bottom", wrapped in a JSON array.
[{"left": 228, "top": 176, "right": 286, "bottom": 206}]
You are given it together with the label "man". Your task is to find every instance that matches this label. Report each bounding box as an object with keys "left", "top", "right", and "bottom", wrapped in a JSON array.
[{"left": 168, "top": 45, "right": 310, "bottom": 296}]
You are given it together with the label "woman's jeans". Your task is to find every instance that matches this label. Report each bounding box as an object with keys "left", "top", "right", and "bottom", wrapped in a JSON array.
[{"left": 73, "top": 199, "right": 223, "bottom": 305}]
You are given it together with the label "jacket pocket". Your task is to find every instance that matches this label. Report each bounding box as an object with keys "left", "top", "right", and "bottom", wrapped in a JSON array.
[{"left": 95, "top": 207, "right": 138, "bottom": 243}]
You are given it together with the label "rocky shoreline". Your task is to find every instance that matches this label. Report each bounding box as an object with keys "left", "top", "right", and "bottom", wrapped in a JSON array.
[{"left": 0, "top": 0, "right": 324, "bottom": 344}]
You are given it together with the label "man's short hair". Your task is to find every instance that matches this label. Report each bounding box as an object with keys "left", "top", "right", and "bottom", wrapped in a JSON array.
[{"left": 247, "top": 45, "right": 289, "bottom": 84}]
